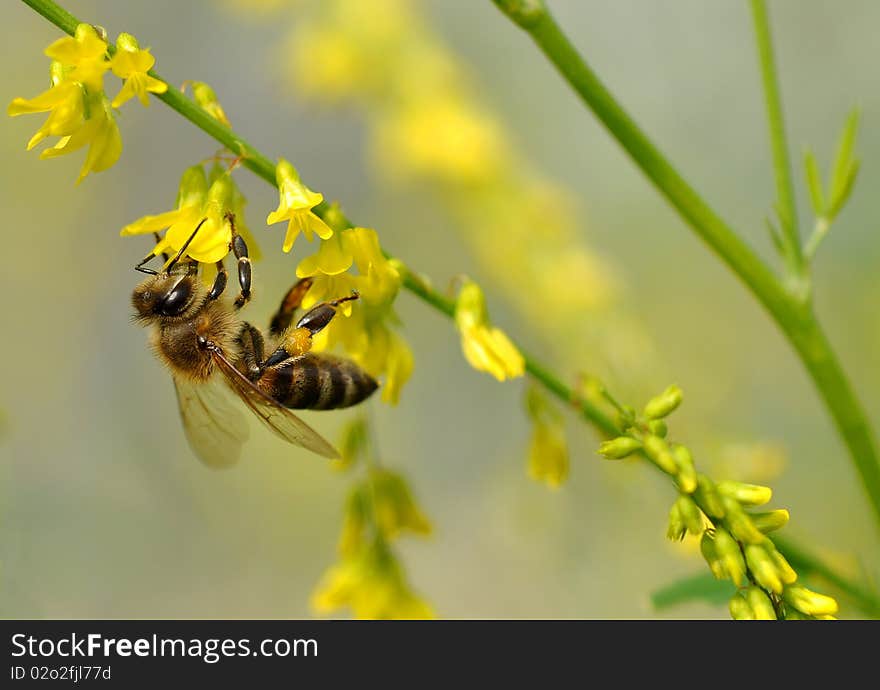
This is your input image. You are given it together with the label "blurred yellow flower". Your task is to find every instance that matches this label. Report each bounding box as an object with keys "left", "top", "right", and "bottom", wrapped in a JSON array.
[
  {"left": 311, "top": 539, "right": 434, "bottom": 620},
  {"left": 528, "top": 421, "right": 569, "bottom": 488},
  {"left": 109, "top": 33, "right": 167, "bottom": 107},
  {"left": 454, "top": 280, "right": 524, "bottom": 381},
  {"left": 121, "top": 165, "right": 241, "bottom": 264},
  {"left": 267, "top": 158, "right": 332, "bottom": 251}
]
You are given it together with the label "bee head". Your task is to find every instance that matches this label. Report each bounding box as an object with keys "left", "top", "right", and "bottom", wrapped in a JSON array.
[{"left": 132, "top": 271, "right": 201, "bottom": 322}]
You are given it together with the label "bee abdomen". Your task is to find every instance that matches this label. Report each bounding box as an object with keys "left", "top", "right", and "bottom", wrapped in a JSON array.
[{"left": 261, "top": 353, "right": 378, "bottom": 410}]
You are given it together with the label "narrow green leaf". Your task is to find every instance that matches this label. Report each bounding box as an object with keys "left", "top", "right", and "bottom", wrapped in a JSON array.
[
  {"left": 828, "top": 159, "right": 860, "bottom": 220},
  {"left": 765, "top": 217, "right": 784, "bottom": 254},
  {"left": 650, "top": 571, "right": 734, "bottom": 610},
  {"left": 803, "top": 148, "right": 825, "bottom": 216},
  {"left": 828, "top": 108, "right": 860, "bottom": 213}
]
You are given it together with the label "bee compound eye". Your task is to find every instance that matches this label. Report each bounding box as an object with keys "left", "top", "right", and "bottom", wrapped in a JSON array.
[{"left": 158, "top": 282, "right": 192, "bottom": 316}]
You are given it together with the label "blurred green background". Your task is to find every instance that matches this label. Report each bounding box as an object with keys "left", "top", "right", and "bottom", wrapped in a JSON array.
[{"left": 2, "top": 0, "right": 879, "bottom": 618}]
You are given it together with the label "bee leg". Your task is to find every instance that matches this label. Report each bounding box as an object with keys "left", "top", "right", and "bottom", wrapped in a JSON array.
[
  {"left": 208, "top": 260, "right": 228, "bottom": 301},
  {"left": 225, "top": 212, "right": 252, "bottom": 310},
  {"left": 262, "top": 292, "right": 360, "bottom": 368},
  {"left": 269, "top": 277, "right": 314, "bottom": 336},
  {"left": 235, "top": 321, "right": 266, "bottom": 380}
]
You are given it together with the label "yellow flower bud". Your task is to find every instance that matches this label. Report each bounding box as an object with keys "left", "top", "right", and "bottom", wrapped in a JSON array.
[
  {"left": 672, "top": 444, "right": 697, "bottom": 494},
  {"left": 714, "top": 527, "right": 747, "bottom": 586},
  {"left": 783, "top": 585, "right": 838, "bottom": 616},
  {"left": 597, "top": 436, "right": 642, "bottom": 459},
  {"left": 717, "top": 481, "right": 772, "bottom": 506},
  {"left": 751, "top": 509, "right": 790, "bottom": 534},
  {"left": 729, "top": 593, "right": 755, "bottom": 620},
  {"left": 764, "top": 542, "right": 797, "bottom": 585},
  {"left": 666, "top": 502, "right": 685, "bottom": 541},
  {"left": 746, "top": 586, "right": 777, "bottom": 620},
  {"left": 722, "top": 497, "right": 766, "bottom": 545},
  {"left": 744, "top": 543, "right": 783, "bottom": 594},
  {"left": 643, "top": 435, "right": 677, "bottom": 474},
  {"left": 643, "top": 384, "right": 683, "bottom": 420},
  {"left": 676, "top": 495, "right": 704, "bottom": 536},
  {"left": 784, "top": 608, "right": 811, "bottom": 620},
  {"left": 191, "top": 80, "right": 231, "bottom": 126},
  {"left": 694, "top": 474, "right": 725, "bottom": 518},
  {"left": 454, "top": 280, "right": 524, "bottom": 381},
  {"left": 646, "top": 419, "right": 667, "bottom": 438},
  {"left": 700, "top": 532, "right": 726, "bottom": 579}
]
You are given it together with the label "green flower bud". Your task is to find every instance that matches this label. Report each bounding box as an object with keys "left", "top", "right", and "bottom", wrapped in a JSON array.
[
  {"left": 783, "top": 585, "right": 838, "bottom": 616},
  {"left": 751, "top": 509, "right": 790, "bottom": 534},
  {"left": 717, "top": 481, "right": 772, "bottom": 506},
  {"left": 666, "top": 502, "right": 686, "bottom": 541},
  {"left": 646, "top": 419, "right": 667, "bottom": 438},
  {"left": 746, "top": 585, "right": 777, "bottom": 620},
  {"left": 616, "top": 405, "right": 637, "bottom": 431},
  {"left": 672, "top": 444, "right": 697, "bottom": 494},
  {"left": 700, "top": 532, "right": 726, "bottom": 579},
  {"left": 598, "top": 436, "right": 642, "bottom": 459},
  {"left": 722, "top": 497, "right": 765, "bottom": 545},
  {"left": 643, "top": 435, "right": 677, "bottom": 474},
  {"left": 714, "top": 527, "right": 747, "bottom": 586},
  {"left": 676, "top": 495, "right": 704, "bottom": 536},
  {"left": 643, "top": 385, "right": 683, "bottom": 420},
  {"left": 694, "top": 474, "right": 725, "bottom": 518},
  {"left": 729, "top": 593, "right": 755, "bottom": 620},
  {"left": 116, "top": 32, "right": 140, "bottom": 52},
  {"left": 175, "top": 164, "right": 209, "bottom": 209},
  {"left": 744, "top": 542, "right": 783, "bottom": 594},
  {"left": 784, "top": 608, "right": 811, "bottom": 620}
]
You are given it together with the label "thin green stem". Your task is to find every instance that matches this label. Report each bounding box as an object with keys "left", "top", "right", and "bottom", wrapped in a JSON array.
[
  {"left": 491, "top": 0, "right": 880, "bottom": 531},
  {"left": 19, "top": 0, "right": 877, "bottom": 617},
  {"left": 750, "top": 0, "right": 804, "bottom": 280}
]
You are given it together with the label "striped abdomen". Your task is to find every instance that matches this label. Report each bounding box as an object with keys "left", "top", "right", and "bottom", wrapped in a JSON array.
[{"left": 258, "top": 352, "right": 378, "bottom": 410}]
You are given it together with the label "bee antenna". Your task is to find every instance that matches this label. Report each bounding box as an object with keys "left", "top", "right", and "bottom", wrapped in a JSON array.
[{"left": 165, "top": 217, "right": 209, "bottom": 272}]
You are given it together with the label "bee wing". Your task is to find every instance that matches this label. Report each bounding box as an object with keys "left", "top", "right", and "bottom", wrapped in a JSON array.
[
  {"left": 173, "top": 374, "right": 250, "bottom": 469},
  {"left": 209, "top": 346, "right": 340, "bottom": 460}
]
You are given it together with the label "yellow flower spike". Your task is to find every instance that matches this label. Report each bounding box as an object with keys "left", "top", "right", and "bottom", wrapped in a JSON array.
[
  {"left": 693, "top": 475, "right": 726, "bottom": 518},
  {"left": 44, "top": 24, "right": 109, "bottom": 91},
  {"left": 717, "top": 481, "right": 773, "bottom": 507},
  {"left": 671, "top": 444, "right": 698, "bottom": 494},
  {"left": 454, "top": 280, "right": 524, "bottom": 381},
  {"left": 109, "top": 32, "right": 167, "bottom": 108},
  {"left": 744, "top": 543, "right": 784, "bottom": 594},
  {"left": 39, "top": 96, "right": 121, "bottom": 184},
  {"left": 713, "top": 527, "right": 747, "bottom": 586},
  {"left": 745, "top": 586, "right": 777, "bottom": 620},
  {"left": 598, "top": 436, "right": 642, "bottom": 459},
  {"left": 675, "top": 495, "right": 704, "bottom": 536},
  {"left": 8, "top": 79, "right": 85, "bottom": 151},
  {"left": 751, "top": 509, "right": 790, "bottom": 534},
  {"left": 191, "top": 81, "right": 232, "bottom": 126},
  {"left": 642, "top": 435, "right": 678, "bottom": 474},
  {"left": 729, "top": 593, "right": 756, "bottom": 620},
  {"left": 267, "top": 158, "right": 333, "bottom": 251},
  {"left": 700, "top": 532, "right": 726, "bottom": 579},
  {"left": 783, "top": 585, "right": 839, "bottom": 617},
  {"left": 643, "top": 384, "right": 683, "bottom": 420},
  {"left": 296, "top": 231, "right": 354, "bottom": 278},
  {"left": 527, "top": 419, "right": 569, "bottom": 488}
]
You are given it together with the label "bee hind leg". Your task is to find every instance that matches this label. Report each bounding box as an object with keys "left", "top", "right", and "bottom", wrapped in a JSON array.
[
  {"left": 269, "top": 277, "right": 314, "bottom": 336},
  {"left": 235, "top": 321, "right": 266, "bottom": 380}
]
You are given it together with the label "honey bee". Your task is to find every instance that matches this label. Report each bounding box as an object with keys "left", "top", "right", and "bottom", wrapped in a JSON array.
[{"left": 131, "top": 216, "right": 378, "bottom": 466}]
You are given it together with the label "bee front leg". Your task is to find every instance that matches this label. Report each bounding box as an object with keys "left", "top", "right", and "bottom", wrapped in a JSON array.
[
  {"left": 208, "top": 260, "right": 228, "bottom": 301},
  {"left": 224, "top": 212, "right": 252, "bottom": 310}
]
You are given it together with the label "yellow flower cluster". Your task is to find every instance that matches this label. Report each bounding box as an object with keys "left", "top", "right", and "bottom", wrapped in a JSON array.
[
  {"left": 312, "top": 419, "right": 433, "bottom": 619},
  {"left": 598, "top": 384, "right": 839, "bottom": 620},
  {"left": 8, "top": 25, "right": 166, "bottom": 183}
]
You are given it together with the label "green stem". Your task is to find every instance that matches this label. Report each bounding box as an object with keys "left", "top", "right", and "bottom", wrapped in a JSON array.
[
  {"left": 750, "top": 0, "right": 803, "bottom": 280},
  {"left": 19, "top": 0, "right": 877, "bottom": 617},
  {"left": 491, "top": 0, "right": 880, "bottom": 530}
]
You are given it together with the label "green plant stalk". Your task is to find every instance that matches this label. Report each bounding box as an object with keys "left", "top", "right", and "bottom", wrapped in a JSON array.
[
  {"left": 749, "top": 0, "right": 803, "bottom": 279},
  {"left": 491, "top": 0, "right": 880, "bottom": 530},
  {"left": 20, "top": 0, "right": 877, "bottom": 616}
]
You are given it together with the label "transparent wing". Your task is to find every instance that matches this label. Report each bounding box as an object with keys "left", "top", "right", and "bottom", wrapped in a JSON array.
[
  {"left": 173, "top": 374, "right": 250, "bottom": 469},
  {"left": 209, "top": 346, "right": 340, "bottom": 460}
]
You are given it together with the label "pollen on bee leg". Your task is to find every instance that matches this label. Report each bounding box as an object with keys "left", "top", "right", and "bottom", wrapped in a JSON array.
[{"left": 281, "top": 326, "right": 313, "bottom": 356}]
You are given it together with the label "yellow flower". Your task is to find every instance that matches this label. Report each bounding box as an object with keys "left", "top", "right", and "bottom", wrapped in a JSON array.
[
  {"left": 39, "top": 95, "right": 121, "bottom": 184},
  {"left": 311, "top": 539, "right": 434, "bottom": 620},
  {"left": 267, "top": 158, "right": 332, "bottom": 251},
  {"left": 44, "top": 24, "right": 109, "bottom": 92},
  {"left": 296, "top": 230, "right": 353, "bottom": 277},
  {"left": 109, "top": 33, "right": 167, "bottom": 107},
  {"left": 528, "top": 421, "right": 569, "bottom": 488},
  {"left": 8, "top": 74, "right": 84, "bottom": 151},
  {"left": 121, "top": 165, "right": 237, "bottom": 264},
  {"left": 454, "top": 280, "right": 524, "bottom": 381}
]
